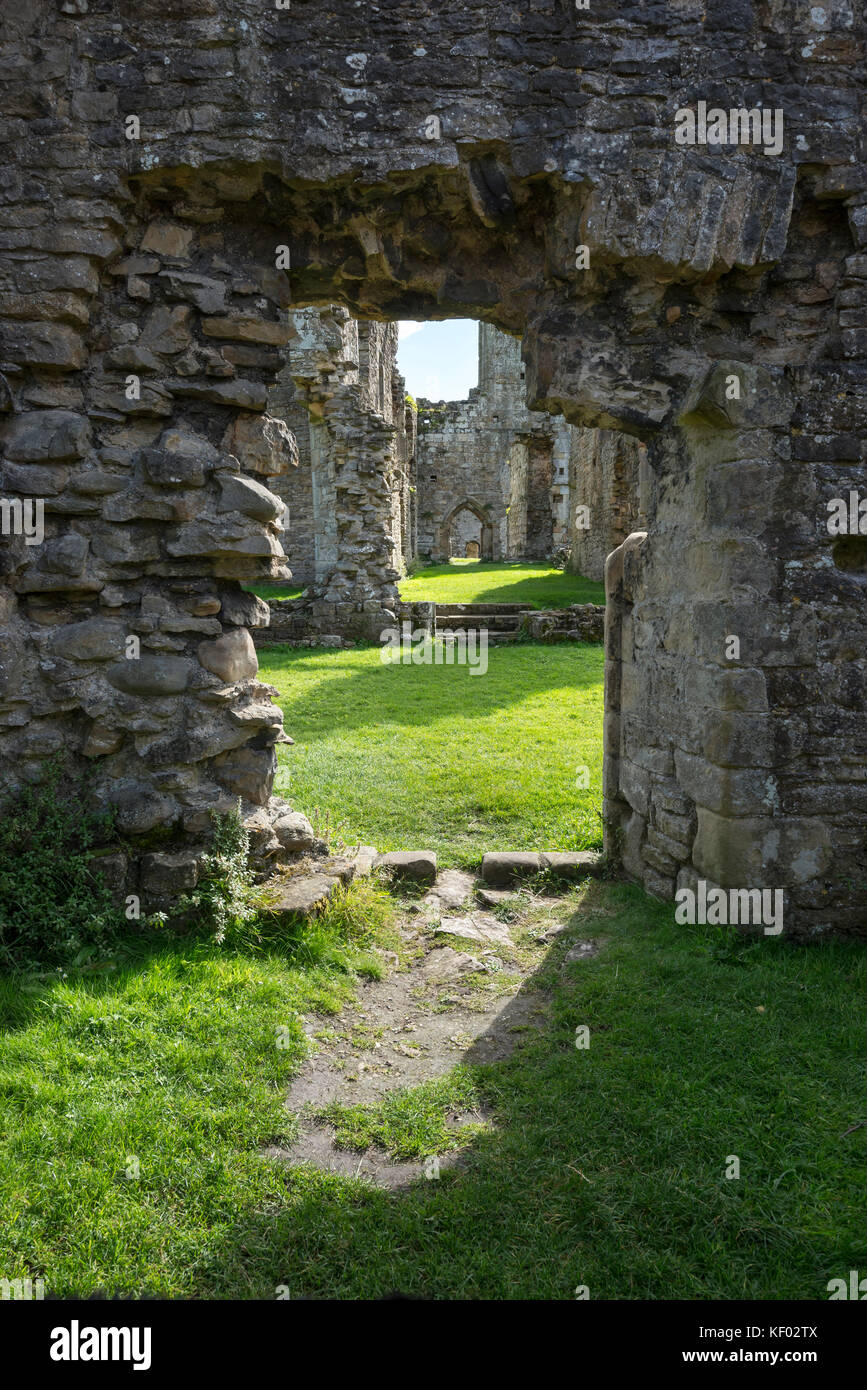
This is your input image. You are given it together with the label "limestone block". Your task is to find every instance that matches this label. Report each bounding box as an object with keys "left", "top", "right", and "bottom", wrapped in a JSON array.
[
  {"left": 106, "top": 656, "right": 192, "bottom": 696},
  {"left": 141, "top": 448, "right": 206, "bottom": 487},
  {"left": 158, "top": 270, "right": 227, "bottom": 313},
  {"left": 273, "top": 811, "right": 316, "bottom": 852},
  {"left": 109, "top": 783, "right": 180, "bottom": 835},
  {"left": 2, "top": 462, "right": 69, "bottom": 494},
  {"left": 140, "top": 220, "right": 194, "bottom": 258},
  {"left": 82, "top": 721, "right": 123, "bottom": 757},
  {"left": 197, "top": 628, "right": 258, "bottom": 682},
  {"left": 202, "top": 314, "right": 290, "bottom": 345},
  {"left": 140, "top": 852, "right": 199, "bottom": 898},
  {"left": 47, "top": 619, "right": 125, "bottom": 662},
  {"left": 140, "top": 305, "right": 192, "bottom": 357},
  {"left": 217, "top": 473, "right": 284, "bottom": 522},
  {"left": 1, "top": 410, "right": 90, "bottom": 461},
  {"left": 540, "top": 851, "right": 605, "bottom": 879},
  {"left": 213, "top": 746, "right": 277, "bottom": 802},
  {"left": 374, "top": 850, "right": 437, "bottom": 884},
  {"left": 693, "top": 809, "right": 832, "bottom": 888},
  {"left": 219, "top": 590, "right": 270, "bottom": 627},
  {"left": 266, "top": 873, "right": 338, "bottom": 918},
  {"left": 221, "top": 413, "right": 298, "bottom": 477},
  {"left": 481, "top": 851, "right": 542, "bottom": 885}
]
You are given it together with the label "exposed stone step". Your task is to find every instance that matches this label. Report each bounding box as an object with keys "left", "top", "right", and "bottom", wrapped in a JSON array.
[
  {"left": 435, "top": 602, "right": 534, "bottom": 616},
  {"left": 373, "top": 850, "right": 437, "bottom": 884},
  {"left": 481, "top": 850, "right": 605, "bottom": 885},
  {"left": 262, "top": 844, "right": 378, "bottom": 919},
  {"left": 435, "top": 612, "right": 524, "bottom": 632}
]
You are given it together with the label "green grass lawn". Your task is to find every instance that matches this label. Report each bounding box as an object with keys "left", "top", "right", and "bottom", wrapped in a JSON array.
[
  {"left": 1, "top": 879, "right": 863, "bottom": 1299},
  {"left": 245, "top": 582, "right": 304, "bottom": 602},
  {"left": 261, "top": 642, "right": 604, "bottom": 864},
  {"left": 245, "top": 562, "right": 604, "bottom": 608},
  {"left": 398, "top": 560, "right": 605, "bottom": 608}
]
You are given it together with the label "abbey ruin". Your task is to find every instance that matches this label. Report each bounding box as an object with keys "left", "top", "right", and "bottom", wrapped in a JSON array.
[
  {"left": 271, "top": 311, "right": 644, "bottom": 597},
  {"left": 0, "top": 0, "right": 864, "bottom": 936}
]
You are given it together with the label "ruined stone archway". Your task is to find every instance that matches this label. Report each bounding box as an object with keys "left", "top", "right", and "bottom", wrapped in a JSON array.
[
  {"left": 1, "top": 1, "right": 864, "bottom": 935},
  {"left": 439, "top": 500, "right": 494, "bottom": 561}
]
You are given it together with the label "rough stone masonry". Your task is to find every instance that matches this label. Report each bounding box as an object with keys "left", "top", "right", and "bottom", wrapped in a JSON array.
[{"left": 0, "top": 0, "right": 864, "bottom": 935}]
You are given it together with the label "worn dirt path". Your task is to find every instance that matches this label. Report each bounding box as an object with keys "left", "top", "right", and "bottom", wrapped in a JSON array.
[{"left": 267, "top": 870, "right": 602, "bottom": 1189}]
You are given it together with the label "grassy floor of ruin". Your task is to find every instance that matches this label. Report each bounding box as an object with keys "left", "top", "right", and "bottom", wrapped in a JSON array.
[
  {"left": 1, "top": 874, "right": 863, "bottom": 1299},
  {"left": 263, "top": 641, "right": 604, "bottom": 863},
  {"left": 247, "top": 559, "right": 606, "bottom": 608}
]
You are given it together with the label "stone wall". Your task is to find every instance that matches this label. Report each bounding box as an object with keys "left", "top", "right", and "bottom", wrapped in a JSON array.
[
  {"left": 272, "top": 311, "right": 641, "bottom": 589},
  {"left": 0, "top": 0, "right": 864, "bottom": 935},
  {"left": 269, "top": 308, "right": 416, "bottom": 609},
  {"left": 415, "top": 323, "right": 573, "bottom": 562}
]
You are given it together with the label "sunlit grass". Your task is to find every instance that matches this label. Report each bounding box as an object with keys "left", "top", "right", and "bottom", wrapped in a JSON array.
[
  {"left": 398, "top": 560, "right": 605, "bottom": 609},
  {"left": 261, "top": 642, "right": 604, "bottom": 864}
]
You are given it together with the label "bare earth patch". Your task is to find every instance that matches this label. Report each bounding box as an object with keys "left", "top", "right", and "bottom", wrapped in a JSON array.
[{"left": 268, "top": 877, "right": 603, "bottom": 1189}]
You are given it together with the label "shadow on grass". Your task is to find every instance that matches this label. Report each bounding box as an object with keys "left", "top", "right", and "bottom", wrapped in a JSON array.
[
  {"left": 190, "top": 884, "right": 867, "bottom": 1301},
  {"left": 400, "top": 562, "right": 605, "bottom": 610},
  {"left": 261, "top": 640, "right": 604, "bottom": 746}
]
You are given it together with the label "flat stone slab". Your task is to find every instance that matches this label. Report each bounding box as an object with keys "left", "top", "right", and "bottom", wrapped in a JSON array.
[
  {"left": 429, "top": 868, "right": 477, "bottom": 909},
  {"left": 351, "top": 845, "right": 379, "bottom": 877},
  {"left": 435, "top": 912, "right": 514, "bottom": 946},
  {"left": 417, "top": 867, "right": 477, "bottom": 919},
  {"left": 541, "top": 851, "right": 605, "bottom": 879},
  {"left": 373, "top": 850, "right": 437, "bottom": 884},
  {"left": 316, "top": 855, "right": 357, "bottom": 885},
  {"left": 266, "top": 873, "right": 338, "bottom": 918},
  {"left": 476, "top": 886, "right": 519, "bottom": 907},
  {"left": 562, "top": 939, "right": 600, "bottom": 964},
  {"left": 481, "top": 852, "right": 542, "bottom": 885}
]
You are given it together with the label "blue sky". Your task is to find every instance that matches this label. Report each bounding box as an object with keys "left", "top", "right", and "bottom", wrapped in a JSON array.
[{"left": 397, "top": 319, "right": 478, "bottom": 402}]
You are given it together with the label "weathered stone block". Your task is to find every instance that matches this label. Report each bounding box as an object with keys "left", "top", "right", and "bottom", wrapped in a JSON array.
[
  {"left": 693, "top": 809, "right": 832, "bottom": 888},
  {"left": 273, "top": 811, "right": 316, "bottom": 852},
  {"left": 217, "top": 473, "right": 283, "bottom": 522},
  {"left": 106, "top": 656, "right": 192, "bottom": 696},
  {"left": 540, "top": 851, "right": 605, "bottom": 879},
  {"left": 374, "top": 850, "right": 437, "bottom": 884},
  {"left": 140, "top": 852, "right": 199, "bottom": 898},
  {"left": 197, "top": 628, "right": 258, "bottom": 682},
  {"left": 2, "top": 410, "right": 90, "bottom": 462},
  {"left": 481, "top": 851, "right": 542, "bottom": 885}
]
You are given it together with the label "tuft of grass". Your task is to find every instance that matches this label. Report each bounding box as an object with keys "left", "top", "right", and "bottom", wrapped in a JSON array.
[
  {"left": 398, "top": 560, "right": 604, "bottom": 609},
  {"left": 315, "top": 1069, "right": 483, "bottom": 1160},
  {"left": 261, "top": 642, "right": 604, "bottom": 865}
]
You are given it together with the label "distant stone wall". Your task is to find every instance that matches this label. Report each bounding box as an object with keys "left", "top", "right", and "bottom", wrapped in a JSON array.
[
  {"left": 253, "top": 595, "right": 395, "bottom": 646},
  {"left": 415, "top": 324, "right": 572, "bottom": 562},
  {"left": 269, "top": 309, "right": 417, "bottom": 597},
  {"left": 568, "top": 430, "right": 648, "bottom": 582}
]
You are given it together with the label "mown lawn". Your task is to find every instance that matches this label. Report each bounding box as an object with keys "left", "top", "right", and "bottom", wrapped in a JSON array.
[
  {"left": 398, "top": 559, "right": 605, "bottom": 608},
  {"left": 1, "top": 879, "right": 863, "bottom": 1299},
  {"left": 262, "top": 642, "right": 604, "bottom": 864},
  {"left": 246, "top": 562, "right": 604, "bottom": 609},
  {"left": 245, "top": 582, "right": 304, "bottom": 602}
]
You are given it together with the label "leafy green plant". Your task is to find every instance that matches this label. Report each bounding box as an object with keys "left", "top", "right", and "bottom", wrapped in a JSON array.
[
  {"left": 177, "top": 803, "right": 265, "bottom": 947},
  {"left": 0, "top": 759, "right": 124, "bottom": 970}
]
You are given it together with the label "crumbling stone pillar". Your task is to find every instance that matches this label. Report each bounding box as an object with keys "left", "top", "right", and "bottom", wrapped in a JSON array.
[
  {"left": 0, "top": 202, "right": 308, "bottom": 889},
  {"left": 276, "top": 307, "right": 408, "bottom": 639}
]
